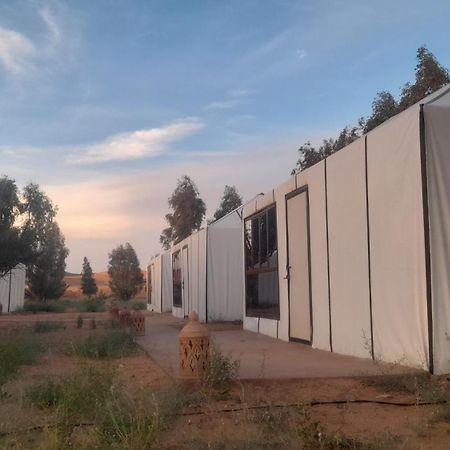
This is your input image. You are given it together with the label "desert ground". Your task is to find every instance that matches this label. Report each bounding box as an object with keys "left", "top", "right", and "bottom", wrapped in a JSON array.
[{"left": 0, "top": 310, "right": 450, "bottom": 449}]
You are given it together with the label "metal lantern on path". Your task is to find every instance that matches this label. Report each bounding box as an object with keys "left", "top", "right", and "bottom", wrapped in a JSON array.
[{"left": 179, "top": 311, "right": 210, "bottom": 379}]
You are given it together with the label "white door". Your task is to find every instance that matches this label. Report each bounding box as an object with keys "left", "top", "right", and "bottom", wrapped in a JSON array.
[
  {"left": 182, "top": 246, "right": 190, "bottom": 317},
  {"left": 286, "top": 189, "right": 312, "bottom": 343}
]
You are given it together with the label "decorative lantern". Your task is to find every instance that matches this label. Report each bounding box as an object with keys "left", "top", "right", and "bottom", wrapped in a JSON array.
[
  {"left": 130, "top": 310, "right": 145, "bottom": 335},
  {"left": 179, "top": 311, "right": 209, "bottom": 379},
  {"left": 119, "top": 310, "right": 131, "bottom": 327}
]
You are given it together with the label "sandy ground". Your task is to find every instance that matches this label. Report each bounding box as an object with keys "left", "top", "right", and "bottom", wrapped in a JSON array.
[
  {"left": 64, "top": 271, "right": 146, "bottom": 299},
  {"left": 1, "top": 312, "right": 450, "bottom": 449}
]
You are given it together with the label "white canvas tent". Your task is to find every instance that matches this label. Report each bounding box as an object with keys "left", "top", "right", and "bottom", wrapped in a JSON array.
[
  {"left": 242, "top": 85, "right": 450, "bottom": 374},
  {"left": 146, "top": 253, "right": 172, "bottom": 313},
  {"left": 147, "top": 207, "right": 244, "bottom": 322},
  {"left": 0, "top": 265, "right": 26, "bottom": 313}
]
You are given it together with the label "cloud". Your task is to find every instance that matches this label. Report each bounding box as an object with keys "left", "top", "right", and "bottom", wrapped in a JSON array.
[
  {"left": 0, "top": 1, "right": 78, "bottom": 79},
  {"left": 205, "top": 99, "right": 245, "bottom": 110},
  {"left": 66, "top": 118, "right": 205, "bottom": 164},
  {"left": 297, "top": 49, "right": 307, "bottom": 60},
  {"left": 0, "top": 27, "right": 35, "bottom": 75}
]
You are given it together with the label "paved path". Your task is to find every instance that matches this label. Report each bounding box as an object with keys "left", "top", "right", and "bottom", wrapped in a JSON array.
[{"left": 138, "top": 313, "right": 413, "bottom": 379}]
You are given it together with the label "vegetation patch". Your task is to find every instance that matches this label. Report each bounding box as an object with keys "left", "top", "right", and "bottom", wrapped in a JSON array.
[
  {"left": 33, "top": 321, "right": 66, "bottom": 333},
  {"left": 21, "top": 300, "right": 66, "bottom": 313},
  {"left": 73, "top": 330, "right": 138, "bottom": 359},
  {"left": 0, "top": 332, "right": 45, "bottom": 386}
]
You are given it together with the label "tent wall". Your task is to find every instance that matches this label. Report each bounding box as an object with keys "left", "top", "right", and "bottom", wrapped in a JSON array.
[
  {"left": 0, "top": 265, "right": 26, "bottom": 313},
  {"left": 207, "top": 209, "right": 244, "bottom": 321},
  {"left": 424, "top": 90, "right": 450, "bottom": 374},
  {"left": 170, "top": 230, "right": 207, "bottom": 321},
  {"left": 146, "top": 256, "right": 162, "bottom": 312},
  {"left": 243, "top": 102, "right": 431, "bottom": 370},
  {"left": 366, "top": 105, "right": 428, "bottom": 369},
  {"left": 161, "top": 253, "right": 173, "bottom": 313},
  {"left": 147, "top": 254, "right": 172, "bottom": 313},
  {"left": 326, "top": 139, "right": 371, "bottom": 359}
]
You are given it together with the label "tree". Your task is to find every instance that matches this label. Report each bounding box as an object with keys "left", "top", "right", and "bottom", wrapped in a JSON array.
[
  {"left": 108, "top": 243, "right": 144, "bottom": 301},
  {"left": 160, "top": 175, "right": 206, "bottom": 250},
  {"left": 0, "top": 176, "right": 35, "bottom": 278},
  {"left": 81, "top": 257, "right": 98, "bottom": 297},
  {"left": 212, "top": 185, "right": 243, "bottom": 222},
  {"left": 27, "top": 221, "right": 69, "bottom": 301},
  {"left": 292, "top": 46, "right": 449, "bottom": 173},
  {"left": 363, "top": 91, "right": 399, "bottom": 133},
  {"left": 400, "top": 46, "right": 450, "bottom": 110},
  {"left": 24, "top": 184, "right": 69, "bottom": 301}
]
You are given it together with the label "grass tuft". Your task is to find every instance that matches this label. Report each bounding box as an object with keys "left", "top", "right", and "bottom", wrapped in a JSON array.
[
  {"left": 73, "top": 330, "right": 138, "bottom": 359},
  {"left": 0, "top": 332, "right": 45, "bottom": 386},
  {"left": 33, "top": 321, "right": 66, "bottom": 333}
]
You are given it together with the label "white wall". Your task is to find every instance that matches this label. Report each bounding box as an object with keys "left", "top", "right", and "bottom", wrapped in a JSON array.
[{"left": 0, "top": 265, "right": 26, "bottom": 313}]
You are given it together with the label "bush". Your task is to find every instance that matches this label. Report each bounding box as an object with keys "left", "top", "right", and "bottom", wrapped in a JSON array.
[
  {"left": 22, "top": 300, "right": 65, "bottom": 313},
  {"left": 202, "top": 343, "right": 240, "bottom": 392},
  {"left": 76, "top": 316, "right": 83, "bottom": 329},
  {"left": 73, "top": 330, "right": 138, "bottom": 359},
  {"left": 33, "top": 321, "right": 66, "bottom": 333},
  {"left": 75, "top": 298, "right": 105, "bottom": 313},
  {"left": 131, "top": 301, "right": 146, "bottom": 311},
  {"left": 0, "top": 332, "right": 45, "bottom": 385}
]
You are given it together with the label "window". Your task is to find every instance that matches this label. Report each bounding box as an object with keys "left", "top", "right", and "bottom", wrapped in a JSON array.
[
  {"left": 244, "top": 205, "right": 279, "bottom": 319},
  {"left": 172, "top": 251, "right": 182, "bottom": 307}
]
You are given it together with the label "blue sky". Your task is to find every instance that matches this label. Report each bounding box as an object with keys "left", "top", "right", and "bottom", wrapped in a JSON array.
[{"left": 1, "top": 0, "right": 450, "bottom": 272}]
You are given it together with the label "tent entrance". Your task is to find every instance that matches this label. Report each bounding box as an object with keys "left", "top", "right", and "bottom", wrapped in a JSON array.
[
  {"left": 182, "top": 246, "right": 190, "bottom": 317},
  {"left": 286, "top": 187, "right": 312, "bottom": 344}
]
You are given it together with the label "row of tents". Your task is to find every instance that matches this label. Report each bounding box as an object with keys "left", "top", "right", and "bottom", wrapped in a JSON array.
[{"left": 147, "top": 85, "right": 450, "bottom": 375}]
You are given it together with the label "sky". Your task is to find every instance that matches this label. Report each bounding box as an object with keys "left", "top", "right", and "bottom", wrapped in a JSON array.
[{"left": 1, "top": 0, "right": 450, "bottom": 273}]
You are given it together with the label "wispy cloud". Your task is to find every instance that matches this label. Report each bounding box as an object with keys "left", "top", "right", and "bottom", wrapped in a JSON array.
[
  {"left": 206, "top": 87, "right": 256, "bottom": 111},
  {"left": 205, "top": 99, "right": 245, "bottom": 110},
  {"left": 0, "top": 27, "right": 35, "bottom": 75},
  {"left": 66, "top": 118, "right": 205, "bottom": 164},
  {"left": 0, "top": 1, "right": 78, "bottom": 79}
]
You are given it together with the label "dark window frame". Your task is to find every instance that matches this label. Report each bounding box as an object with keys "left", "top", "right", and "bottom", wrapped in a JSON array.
[{"left": 244, "top": 203, "right": 280, "bottom": 320}]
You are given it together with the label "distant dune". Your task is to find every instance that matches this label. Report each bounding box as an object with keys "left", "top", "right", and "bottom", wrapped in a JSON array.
[{"left": 64, "top": 271, "right": 146, "bottom": 299}]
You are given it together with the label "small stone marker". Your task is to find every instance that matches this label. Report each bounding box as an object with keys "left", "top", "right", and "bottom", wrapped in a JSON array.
[{"left": 179, "top": 311, "right": 210, "bottom": 379}]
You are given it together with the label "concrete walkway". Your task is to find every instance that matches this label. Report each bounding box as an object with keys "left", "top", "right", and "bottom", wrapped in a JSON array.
[{"left": 138, "top": 313, "right": 412, "bottom": 379}]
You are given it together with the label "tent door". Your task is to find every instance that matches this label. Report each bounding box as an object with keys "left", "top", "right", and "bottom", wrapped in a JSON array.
[
  {"left": 182, "top": 246, "right": 189, "bottom": 317},
  {"left": 286, "top": 187, "right": 312, "bottom": 344}
]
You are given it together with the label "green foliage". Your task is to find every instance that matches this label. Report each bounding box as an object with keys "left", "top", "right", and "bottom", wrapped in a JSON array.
[
  {"left": 73, "top": 330, "right": 138, "bottom": 359},
  {"left": 212, "top": 185, "right": 243, "bottom": 222},
  {"left": 293, "top": 46, "right": 450, "bottom": 173},
  {"left": 76, "top": 316, "right": 83, "bottom": 329},
  {"left": 0, "top": 177, "right": 36, "bottom": 277},
  {"left": 34, "top": 321, "right": 66, "bottom": 333},
  {"left": 108, "top": 242, "right": 144, "bottom": 301},
  {"left": 77, "top": 298, "right": 105, "bottom": 312},
  {"left": 22, "top": 299, "right": 66, "bottom": 313},
  {"left": 130, "top": 301, "right": 146, "bottom": 310},
  {"left": 0, "top": 332, "right": 45, "bottom": 386},
  {"left": 160, "top": 175, "right": 206, "bottom": 250},
  {"left": 81, "top": 256, "right": 98, "bottom": 297},
  {"left": 202, "top": 343, "right": 240, "bottom": 392}
]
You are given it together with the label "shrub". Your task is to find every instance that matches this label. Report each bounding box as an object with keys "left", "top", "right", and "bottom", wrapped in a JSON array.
[
  {"left": 0, "top": 332, "right": 45, "bottom": 385},
  {"left": 73, "top": 330, "right": 138, "bottom": 359},
  {"left": 33, "top": 321, "right": 66, "bottom": 333},
  {"left": 131, "top": 301, "right": 146, "bottom": 311},
  {"left": 76, "top": 298, "right": 105, "bottom": 313},
  {"left": 90, "top": 319, "right": 97, "bottom": 329},
  {"left": 23, "top": 300, "right": 65, "bottom": 313},
  {"left": 76, "top": 316, "right": 83, "bottom": 329},
  {"left": 202, "top": 343, "right": 240, "bottom": 392}
]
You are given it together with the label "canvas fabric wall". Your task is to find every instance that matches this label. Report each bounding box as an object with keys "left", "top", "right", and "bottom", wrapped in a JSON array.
[
  {"left": 366, "top": 105, "right": 428, "bottom": 369},
  {"left": 424, "top": 89, "right": 450, "bottom": 374},
  {"left": 161, "top": 253, "right": 173, "bottom": 313},
  {"left": 0, "top": 265, "right": 26, "bottom": 312},
  {"left": 207, "top": 210, "right": 244, "bottom": 321},
  {"left": 147, "top": 256, "right": 162, "bottom": 312},
  {"left": 326, "top": 138, "right": 372, "bottom": 359}
]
